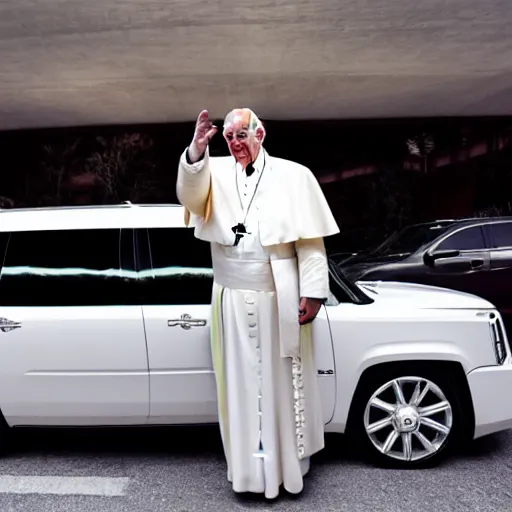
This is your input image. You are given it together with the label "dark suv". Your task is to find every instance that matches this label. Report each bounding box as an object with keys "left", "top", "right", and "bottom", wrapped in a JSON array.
[{"left": 340, "top": 217, "right": 512, "bottom": 335}]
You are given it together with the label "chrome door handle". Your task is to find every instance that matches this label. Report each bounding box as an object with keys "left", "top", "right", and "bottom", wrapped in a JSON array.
[
  {"left": 168, "top": 314, "right": 207, "bottom": 330},
  {"left": 0, "top": 317, "right": 22, "bottom": 333}
]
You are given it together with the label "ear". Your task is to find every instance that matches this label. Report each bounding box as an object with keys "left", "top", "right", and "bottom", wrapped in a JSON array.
[{"left": 255, "top": 127, "right": 265, "bottom": 143}]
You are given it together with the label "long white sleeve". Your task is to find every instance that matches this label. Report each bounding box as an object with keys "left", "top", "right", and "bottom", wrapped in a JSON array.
[
  {"left": 176, "top": 147, "right": 211, "bottom": 217},
  {"left": 295, "top": 237, "right": 329, "bottom": 299}
]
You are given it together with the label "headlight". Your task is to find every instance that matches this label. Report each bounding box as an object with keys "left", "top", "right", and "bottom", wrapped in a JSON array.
[{"left": 490, "top": 313, "right": 508, "bottom": 365}]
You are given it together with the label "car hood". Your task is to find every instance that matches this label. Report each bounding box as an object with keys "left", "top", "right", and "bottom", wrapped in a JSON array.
[
  {"left": 341, "top": 254, "right": 410, "bottom": 279},
  {"left": 357, "top": 280, "right": 495, "bottom": 310}
]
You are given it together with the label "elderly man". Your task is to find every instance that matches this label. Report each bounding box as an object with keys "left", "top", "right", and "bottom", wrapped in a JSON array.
[{"left": 176, "top": 108, "right": 339, "bottom": 499}]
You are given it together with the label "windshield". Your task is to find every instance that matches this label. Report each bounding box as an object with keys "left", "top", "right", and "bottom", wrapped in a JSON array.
[
  {"left": 370, "top": 223, "right": 453, "bottom": 256},
  {"left": 328, "top": 259, "right": 373, "bottom": 304}
]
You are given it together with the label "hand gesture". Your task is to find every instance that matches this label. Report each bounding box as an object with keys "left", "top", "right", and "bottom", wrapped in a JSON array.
[{"left": 188, "top": 110, "right": 218, "bottom": 163}]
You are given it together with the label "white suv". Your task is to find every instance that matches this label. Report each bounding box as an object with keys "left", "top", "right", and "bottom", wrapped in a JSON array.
[{"left": 0, "top": 203, "right": 510, "bottom": 468}]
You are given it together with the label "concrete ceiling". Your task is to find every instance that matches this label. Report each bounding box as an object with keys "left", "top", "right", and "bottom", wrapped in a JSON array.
[{"left": 1, "top": 0, "right": 511, "bottom": 130}]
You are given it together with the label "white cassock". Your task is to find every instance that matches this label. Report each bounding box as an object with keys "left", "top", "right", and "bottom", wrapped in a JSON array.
[{"left": 176, "top": 145, "right": 339, "bottom": 499}]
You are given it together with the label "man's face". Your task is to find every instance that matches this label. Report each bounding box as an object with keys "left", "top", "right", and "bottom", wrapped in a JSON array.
[{"left": 223, "top": 110, "right": 262, "bottom": 168}]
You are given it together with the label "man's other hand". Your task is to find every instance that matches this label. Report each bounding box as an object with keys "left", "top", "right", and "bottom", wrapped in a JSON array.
[{"left": 298, "top": 297, "right": 322, "bottom": 325}]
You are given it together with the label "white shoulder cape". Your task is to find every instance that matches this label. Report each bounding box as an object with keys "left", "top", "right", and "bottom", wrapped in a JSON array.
[{"left": 180, "top": 148, "right": 340, "bottom": 246}]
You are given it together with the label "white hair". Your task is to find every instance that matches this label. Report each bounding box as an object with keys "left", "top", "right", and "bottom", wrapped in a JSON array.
[{"left": 223, "top": 108, "right": 266, "bottom": 141}]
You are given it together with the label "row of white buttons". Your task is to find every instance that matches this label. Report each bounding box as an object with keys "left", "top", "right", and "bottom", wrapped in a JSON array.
[{"left": 245, "top": 295, "right": 264, "bottom": 456}]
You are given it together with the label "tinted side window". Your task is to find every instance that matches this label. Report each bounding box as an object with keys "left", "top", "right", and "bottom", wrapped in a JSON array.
[
  {"left": 491, "top": 222, "right": 512, "bottom": 248},
  {"left": 141, "top": 228, "right": 213, "bottom": 305},
  {"left": 0, "top": 229, "right": 133, "bottom": 306},
  {"left": 437, "top": 226, "right": 486, "bottom": 251}
]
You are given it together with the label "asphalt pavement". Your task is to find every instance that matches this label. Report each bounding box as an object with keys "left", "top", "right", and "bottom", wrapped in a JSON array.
[{"left": 0, "top": 425, "right": 511, "bottom": 512}]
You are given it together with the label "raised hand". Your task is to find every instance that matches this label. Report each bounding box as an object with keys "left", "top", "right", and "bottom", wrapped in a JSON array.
[{"left": 188, "top": 110, "right": 218, "bottom": 163}]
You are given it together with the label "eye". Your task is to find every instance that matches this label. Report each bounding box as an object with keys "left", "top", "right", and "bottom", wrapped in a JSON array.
[
  {"left": 225, "top": 133, "right": 233, "bottom": 141},
  {"left": 237, "top": 133, "right": 247, "bottom": 140}
]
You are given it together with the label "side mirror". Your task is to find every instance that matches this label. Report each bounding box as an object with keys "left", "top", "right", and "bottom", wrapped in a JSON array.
[{"left": 424, "top": 249, "right": 460, "bottom": 266}]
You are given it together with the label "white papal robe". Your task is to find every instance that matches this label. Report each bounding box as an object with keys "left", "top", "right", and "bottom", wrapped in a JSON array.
[{"left": 176, "top": 146, "right": 339, "bottom": 499}]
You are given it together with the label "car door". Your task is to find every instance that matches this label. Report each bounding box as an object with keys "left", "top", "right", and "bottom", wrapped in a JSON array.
[
  {"left": 137, "top": 227, "right": 218, "bottom": 425},
  {"left": 422, "top": 224, "right": 491, "bottom": 298},
  {"left": 312, "top": 303, "right": 337, "bottom": 424},
  {"left": 488, "top": 220, "right": 512, "bottom": 334},
  {"left": 139, "top": 227, "right": 337, "bottom": 426},
  {"left": 0, "top": 227, "right": 150, "bottom": 426}
]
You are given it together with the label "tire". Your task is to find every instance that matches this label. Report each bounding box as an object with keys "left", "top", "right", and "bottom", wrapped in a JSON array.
[
  {"left": 0, "top": 412, "right": 11, "bottom": 456},
  {"left": 348, "top": 363, "right": 468, "bottom": 469}
]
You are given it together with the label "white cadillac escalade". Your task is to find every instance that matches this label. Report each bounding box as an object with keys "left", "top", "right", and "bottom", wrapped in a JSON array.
[{"left": 0, "top": 203, "right": 509, "bottom": 468}]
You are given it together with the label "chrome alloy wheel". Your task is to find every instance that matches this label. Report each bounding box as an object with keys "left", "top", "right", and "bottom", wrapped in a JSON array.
[{"left": 363, "top": 376, "right": 453, "bottom": 462}]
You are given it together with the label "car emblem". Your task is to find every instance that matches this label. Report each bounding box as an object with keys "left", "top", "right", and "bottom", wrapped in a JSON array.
[{"left": 0, "top": 317, "right": 22, "bottom": 333}]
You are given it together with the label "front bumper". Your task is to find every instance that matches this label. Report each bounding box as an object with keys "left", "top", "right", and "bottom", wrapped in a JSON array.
[{"left": 468, "top": 364, "right": 512, "bottom": 438}]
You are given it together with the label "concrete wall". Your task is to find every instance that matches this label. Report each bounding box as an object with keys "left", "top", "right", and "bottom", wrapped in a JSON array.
[{"left": 1, "top": 0, "right": 511, "bottom": 130}]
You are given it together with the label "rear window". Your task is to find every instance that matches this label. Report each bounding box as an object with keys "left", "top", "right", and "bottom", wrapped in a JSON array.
[
  {"left": 0, "top": 229, "right": 134, "bottom": 306},
  {"left": 491, "top": 222, "right": 512, "bottom": 248}
]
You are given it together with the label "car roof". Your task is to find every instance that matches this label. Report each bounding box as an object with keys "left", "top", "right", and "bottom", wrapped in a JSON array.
[
  {"left": 0, "top": 203, "right": 188, "bottom": 232},
  {"left": 409, "top": 217, "right": 512, "bottom": 230},
  {"left": 1, "top": 205, "right": 511, "bottom": 234},
  {"left": 447, "top": 217, "right": 512, "bottom": 228}
]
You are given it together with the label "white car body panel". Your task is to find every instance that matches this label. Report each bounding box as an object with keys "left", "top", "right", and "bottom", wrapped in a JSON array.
[
  {"left": 358, "top": 280, "right": 496, "bottom": 310},
  {"left": 143, "top": 304, "right": 336, "bottom": 426},
  {"left": 0, "top": 306, "right": 149, "bottom": 426},
  {"left": 468, "top": 365, "right": 512, "bottom": 438},
  {"left": 0, "top": 204, "right": 511, "bottom": 445},
  {"left": 324, "top": 300, "right": 498, "bottom": 433},
  {"left": 143, "top": 304, "right": 218, "bottom": 425}
]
